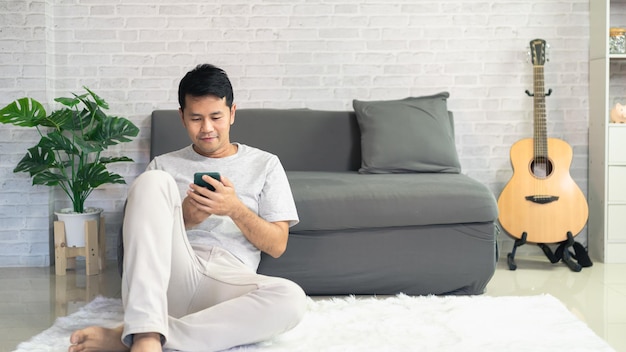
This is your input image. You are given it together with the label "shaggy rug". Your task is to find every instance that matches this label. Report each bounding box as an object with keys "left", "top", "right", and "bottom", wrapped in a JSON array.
[{"left": 15, "top": 294, "right": 614, "bottom": 352}]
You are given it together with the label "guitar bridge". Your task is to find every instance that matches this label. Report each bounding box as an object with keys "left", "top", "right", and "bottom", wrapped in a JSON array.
[{"left": 525, "top": 195, "right": 559, "bottom": 204}]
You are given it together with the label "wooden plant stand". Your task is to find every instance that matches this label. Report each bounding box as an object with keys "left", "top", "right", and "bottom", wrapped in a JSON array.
[{"left": 54, "top": 216, "right": 106, "bottom": 276}]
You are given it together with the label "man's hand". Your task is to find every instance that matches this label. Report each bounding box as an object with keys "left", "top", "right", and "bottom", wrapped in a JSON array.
[
  {"left": 186, "top": 174, "right": 244, "bottom": 218},
  {"left": 183, "top": 174, "right": 289, "bottom": 258},
  {"left": 183, "top": 173, "right": 239, "bottom": 229}
]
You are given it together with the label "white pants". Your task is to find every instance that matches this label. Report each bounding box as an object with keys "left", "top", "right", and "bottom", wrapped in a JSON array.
[{"left": 121, "top": 170, "right": 307, "bottom": 351}]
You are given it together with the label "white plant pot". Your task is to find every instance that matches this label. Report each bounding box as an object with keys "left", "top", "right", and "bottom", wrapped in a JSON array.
[{"left": 54, "top": 207, "right": 103, "bottom": 247}]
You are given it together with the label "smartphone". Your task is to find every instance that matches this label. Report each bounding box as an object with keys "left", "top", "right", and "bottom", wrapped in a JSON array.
[{"left": 193, "top": 172, "right": 221, "bottom": 191}]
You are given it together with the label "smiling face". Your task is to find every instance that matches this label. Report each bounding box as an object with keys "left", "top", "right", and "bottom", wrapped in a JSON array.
[{"left": 179, "top": 94, "right": 237, "bottom": 158}]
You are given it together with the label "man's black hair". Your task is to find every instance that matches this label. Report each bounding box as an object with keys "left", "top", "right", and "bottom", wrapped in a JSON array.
[{"left": 178, "top": 64, "right": 234, "bottom": 110}]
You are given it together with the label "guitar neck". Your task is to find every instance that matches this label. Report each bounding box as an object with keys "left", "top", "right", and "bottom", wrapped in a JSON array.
[{"left": 533, "top": 64, "right": 548, "bottom": 159}]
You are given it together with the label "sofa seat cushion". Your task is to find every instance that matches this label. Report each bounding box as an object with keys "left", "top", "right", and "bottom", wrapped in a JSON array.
[{"left": 288, "top": 171, "right": 497, "bottom": 232}]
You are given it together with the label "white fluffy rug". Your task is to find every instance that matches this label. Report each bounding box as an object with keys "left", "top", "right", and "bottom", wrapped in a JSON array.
[{"left": 16, "top": 294, "right": 614, "bottom": 352}]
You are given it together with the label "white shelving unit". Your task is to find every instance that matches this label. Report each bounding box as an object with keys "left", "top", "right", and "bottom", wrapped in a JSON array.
[{"left": 589, "top": 0, "right": 626, "bottom": 263}]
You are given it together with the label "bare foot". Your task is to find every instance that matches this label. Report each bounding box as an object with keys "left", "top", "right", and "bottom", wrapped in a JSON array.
[
  {"left": 68, "top": 325, "right": 128, "bottom": 352},
  {"left": 131, "top": 333, "right": 162, "bottom": 352}
]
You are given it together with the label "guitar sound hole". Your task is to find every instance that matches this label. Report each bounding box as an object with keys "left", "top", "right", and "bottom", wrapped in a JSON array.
[{"left": 530, "top": 157, "right": 553, "bottom": 179}]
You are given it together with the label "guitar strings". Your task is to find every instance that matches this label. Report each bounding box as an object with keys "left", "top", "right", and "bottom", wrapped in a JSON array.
[{"left": 533, "top": 64, "right": 548, "bottom": 190}]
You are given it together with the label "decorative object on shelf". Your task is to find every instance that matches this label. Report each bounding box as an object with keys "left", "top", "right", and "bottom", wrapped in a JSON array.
[
  {"left": 0, "top": 87, "right": 139, "bottom": 250},
  {"left": 609, "top": 27, "right": 626, "bottom": 54},
  {"left": 610, "top": 102, "right": 626, "bottom": 123}
]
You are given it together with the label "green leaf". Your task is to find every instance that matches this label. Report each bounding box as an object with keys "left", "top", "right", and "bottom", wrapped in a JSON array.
[
  {"left": 84, "top": 116, "right": 139, "bottom": 147},
  {"left": 38, "top": 132, "right": 80, "bottom": 155},
  {"left": 13, "top": 146, "right": 57, "bottom": 176},
  {"left": 32, "top": 170, "right": 67, "bottom": 187},
  {"left": 99, "top": 156, "right": 134, "bottom": 164},
  {"left": 77, "top": 163, "right": 126, "bottom": 191},
  {"left": 71, "top": 134, "right": 104, "bottom": 154},
  {"left": 84, "top": 87, "right": 109, "bottom": 109},
  {"left": 38, "top": 108, "right": 74, "bottom": 129},
  {"left": 55, "top": 94, "right": 86, "bottom": 108},
  {"left": 0, "top": 98, "right": 47, "bottom": 127},
  {"left": 83, "top": 104, "right": 108, "bottom": 125},
  {"left": 74, "top": 111, "right": 94, "bottom": 131}
]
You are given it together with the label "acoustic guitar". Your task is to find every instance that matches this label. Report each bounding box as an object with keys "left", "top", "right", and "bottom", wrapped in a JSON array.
[{"left": 497, "top": 39, "right": 588, "bottom": 244}]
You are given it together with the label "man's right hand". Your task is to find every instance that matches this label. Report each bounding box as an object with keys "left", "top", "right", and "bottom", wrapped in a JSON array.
[{"left": 182, "top": 185, "right": 214, "bottom": 229}]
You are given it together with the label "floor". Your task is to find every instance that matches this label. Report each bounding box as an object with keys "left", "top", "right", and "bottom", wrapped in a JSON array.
[{"left": 1, "top": 256, "right": 625, "bottom": 352}]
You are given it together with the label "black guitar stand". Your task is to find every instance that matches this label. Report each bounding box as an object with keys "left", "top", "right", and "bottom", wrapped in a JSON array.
[{"left": 507, "top": 231, "right": 592, "bottom": 272}]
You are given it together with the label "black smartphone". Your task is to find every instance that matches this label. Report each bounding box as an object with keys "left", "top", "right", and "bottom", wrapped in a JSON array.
[{"left": 193, "top": 172, "right": 221, "bottom": 191}]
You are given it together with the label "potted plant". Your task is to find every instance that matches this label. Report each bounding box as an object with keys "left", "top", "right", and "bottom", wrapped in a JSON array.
[{"left": 0, "top": 87, "right": 139, "bottom": 247}]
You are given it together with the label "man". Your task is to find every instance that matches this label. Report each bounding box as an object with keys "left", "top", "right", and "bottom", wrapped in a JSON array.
[{"left": 69, "top": 64, "right": 307, "bottom": 352}]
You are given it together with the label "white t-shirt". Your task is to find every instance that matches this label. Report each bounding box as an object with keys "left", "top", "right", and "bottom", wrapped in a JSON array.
[{"left": 146, "top": 143, "right": 299, "bottom": 270}]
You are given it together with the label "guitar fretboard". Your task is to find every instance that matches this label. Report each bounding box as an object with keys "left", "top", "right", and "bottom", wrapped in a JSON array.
[{"left": 533, "top": 64, "right": 548, "bottom": 163}]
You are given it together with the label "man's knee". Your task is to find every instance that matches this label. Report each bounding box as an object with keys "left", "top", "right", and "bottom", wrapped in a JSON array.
[
  {"left": 274, "top": 279, "right": 307, "bottom": 326},
  {"left": 127, "top": 170, "right": 179, "bottom": 202},
  {"left": 132, "top": 169, "right": 173, "bottom": 189}
]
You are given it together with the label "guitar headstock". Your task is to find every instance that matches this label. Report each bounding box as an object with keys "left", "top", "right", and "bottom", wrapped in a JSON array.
[{"left": 529, "top": 39, "right": 548, "bottom": 66}]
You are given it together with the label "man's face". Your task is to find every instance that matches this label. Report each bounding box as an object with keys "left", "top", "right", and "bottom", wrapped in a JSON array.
[{"left": 179, "top": 95, "right": 236, "bottom": 158}]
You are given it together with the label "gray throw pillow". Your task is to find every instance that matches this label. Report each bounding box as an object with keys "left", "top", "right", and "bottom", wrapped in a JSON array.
[{"left": 353, "top": 92, "right": 461, "bottom": 174}]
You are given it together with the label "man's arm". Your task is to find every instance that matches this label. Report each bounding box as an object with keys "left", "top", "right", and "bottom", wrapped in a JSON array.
[
  {"left": 229, "top": 207, "right": 289, "bottom": 258},
  {"left": 184, "top": 174, "right": 289, "bottom": 258}
]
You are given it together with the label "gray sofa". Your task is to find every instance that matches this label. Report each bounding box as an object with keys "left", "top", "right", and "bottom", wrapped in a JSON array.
[{"left": 145, "top": 95, "right": 498, "bottom": 296}]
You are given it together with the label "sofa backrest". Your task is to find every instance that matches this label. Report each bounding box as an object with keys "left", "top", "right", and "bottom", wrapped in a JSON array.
[{"left": 151, "top": 108, "right": 362, "bottom": 171}]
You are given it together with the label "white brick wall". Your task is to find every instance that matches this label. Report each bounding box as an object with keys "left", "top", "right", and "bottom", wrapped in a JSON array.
[{"left": 0, "top": 0, "right": 590, "bottom": 266}]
